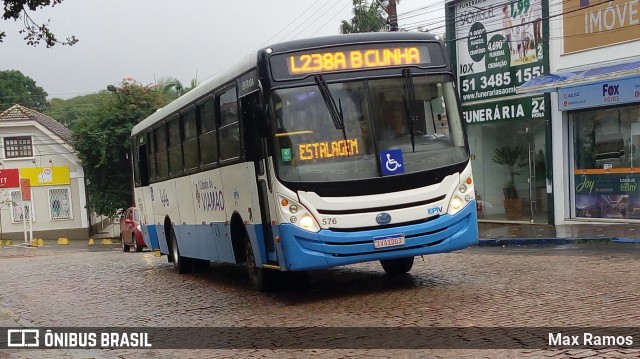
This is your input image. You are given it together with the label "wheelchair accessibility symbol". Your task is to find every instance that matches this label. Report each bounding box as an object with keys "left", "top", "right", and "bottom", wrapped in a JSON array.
[{"left": 380, "top": 149, "right": 404, "bottom": 176}]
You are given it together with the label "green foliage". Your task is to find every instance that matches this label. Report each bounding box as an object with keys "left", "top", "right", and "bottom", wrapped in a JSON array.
[
  {"left": 0, "top": 70, "right": 48, "bottom": 112},
  {"left": 340, "top": 0, "right": 388, "bottom": 34},
  {"left": 48, "top": 92, "right": 111, "bottom": 131},
  {"left": 1, "top": 0, "right": 77, "bottom": 47},
  {"left": 493, "top": 145, "right": 528, "bottom": 196},
  {"left": 155, "top": 76, "right": 197, "bottom": 101},
  {"left": 73, "top": 78, "right": 170, "bottom": 217}
]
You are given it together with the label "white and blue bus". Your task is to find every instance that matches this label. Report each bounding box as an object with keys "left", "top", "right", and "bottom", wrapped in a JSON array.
[{"left": 131, "top": 32, "right": 478, "bottom": 290}]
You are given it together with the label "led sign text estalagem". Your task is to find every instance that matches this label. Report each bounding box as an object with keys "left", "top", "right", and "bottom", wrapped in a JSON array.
[
  {"left": 298, "top": 139, "right": 359, "bottom": 161},
  {"left": 287, "top": 47, "right": 422, "bottom": 75}
]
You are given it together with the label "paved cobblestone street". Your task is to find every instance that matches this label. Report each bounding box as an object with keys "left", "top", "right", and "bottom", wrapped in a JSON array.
[{"left": 1, "top": 242, "right": 640, "bottom": 358}]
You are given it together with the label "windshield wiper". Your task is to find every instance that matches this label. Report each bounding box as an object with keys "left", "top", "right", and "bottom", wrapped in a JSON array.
[
  {"left": 402, "top": 69, "right": 417, "bottom": 152},
  {"left": 315, "top": 75, "right": 350, "bottom": 155}
]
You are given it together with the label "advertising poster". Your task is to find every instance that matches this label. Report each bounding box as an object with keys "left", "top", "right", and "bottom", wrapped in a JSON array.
[
  {"left": 453, "top": 0, "right": 547, "bottom": 103},
  {"left": 574, "top": 172, "right": 640, "bottom": 219},
  {"left": 19, "top": 166, "right": 70, "bottom": 186}
]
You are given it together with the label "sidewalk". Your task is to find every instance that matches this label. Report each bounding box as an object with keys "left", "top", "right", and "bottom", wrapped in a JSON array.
[{"left": 478, "top": 221, "right": 640, "bottom": 246}]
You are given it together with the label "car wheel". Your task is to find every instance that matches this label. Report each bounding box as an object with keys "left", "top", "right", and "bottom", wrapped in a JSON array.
[
  {"left": 170, "top": 227, "right": 191, "bottom": 274},
  {"left": 133, "top": 235, "right": 142, "bottom": 252},
  {"left": 121, "top": 233, "right": 130, "bottom": 252},
  {"left": 380, "top": 257, "right": 414, "bottom": 275}
]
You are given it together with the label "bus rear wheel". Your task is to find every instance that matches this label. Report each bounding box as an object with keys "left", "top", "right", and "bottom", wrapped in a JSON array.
[
  {"left": 380, "top": 257, "right": 414, "bottom": 275},
  {"left": 170, "top": 228, "right": 191, "bottom": 274},
  {"left": 244, "top": 237, "right": 276, "bottom": 291}
]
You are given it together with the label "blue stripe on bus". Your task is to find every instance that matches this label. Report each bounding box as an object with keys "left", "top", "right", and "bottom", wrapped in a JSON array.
[{"left": 277, "top": 201, "right": 478, "bottom": 271}]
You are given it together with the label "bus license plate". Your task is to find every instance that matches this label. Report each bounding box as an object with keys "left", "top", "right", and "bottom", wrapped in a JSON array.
[{"left": 373, "top": 234, "right": 405, "bottom": 249}]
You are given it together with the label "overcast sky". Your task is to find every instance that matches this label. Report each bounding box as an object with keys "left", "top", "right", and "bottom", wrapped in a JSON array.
[{"left": 1, "top": 0, "right": 445, "bottom": 99}]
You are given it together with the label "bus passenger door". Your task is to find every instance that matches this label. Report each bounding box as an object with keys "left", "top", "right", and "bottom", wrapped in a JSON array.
[{"left": 241, "top": 92, "right": 278, "bottom": 264}]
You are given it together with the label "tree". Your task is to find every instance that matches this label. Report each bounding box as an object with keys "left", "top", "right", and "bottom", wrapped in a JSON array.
[
  {"left": 340, "top": 0, "right": 388, "bottom": 34},
  {"left": 1, "top": 0, "right": 77, "bottom": 47},
  {"left": 73, "top": 78, "right": 170, "bottom": 218},
  {"left": 47, "top": 92, "right": 111, "bottom": 131},
  {"left": 156, "top": 76, "right": 198, "bottom": 101},
  {"left": 0, "top": 70, "right": 48, "bottom": 112}
]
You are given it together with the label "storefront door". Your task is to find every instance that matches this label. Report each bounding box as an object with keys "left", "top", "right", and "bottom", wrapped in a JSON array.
[{"left": 467, "top": 111, "right": 548, "bottom": 223}]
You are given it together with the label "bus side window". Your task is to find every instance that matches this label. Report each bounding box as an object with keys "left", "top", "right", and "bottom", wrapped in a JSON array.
[
  {"left": 218, "top": 86, "right": 241, "bottom": 161},
  {"left": 182, "top": 109, "right": 199, "bottom": 171},
  {"left": 134, "top": 133, "right": 150, "bottom": 187},
  {"left": 198, "top": 98, "right": 218, "bottom": 166},
  {"left": 155, "top": 125, "right": 168, "bottom": 179},
  {"left": 167, "top": 115, "right": 183, "bottom": 176},
  {"left": 147, "top": 132, "right": 156, "bottom": 182}
]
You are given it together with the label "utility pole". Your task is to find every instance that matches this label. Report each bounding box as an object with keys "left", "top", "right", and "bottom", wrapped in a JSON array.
[{"left": 388, "top": 0, "right": 398, "bottom": 31}]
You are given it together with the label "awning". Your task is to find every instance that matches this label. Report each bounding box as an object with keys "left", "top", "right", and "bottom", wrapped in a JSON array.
[{"left": 517, "top": 59, "right": 640, "bottom": 94}]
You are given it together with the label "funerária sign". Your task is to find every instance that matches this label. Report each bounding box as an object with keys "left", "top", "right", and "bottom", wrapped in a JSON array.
[{"left": 463, "top": 96, "right": 546, "bottom": 125}]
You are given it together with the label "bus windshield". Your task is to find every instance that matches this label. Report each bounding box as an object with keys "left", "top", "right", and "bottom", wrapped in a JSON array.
[{"left": 270, "top": 74, "right": 468, "bottom": 182}]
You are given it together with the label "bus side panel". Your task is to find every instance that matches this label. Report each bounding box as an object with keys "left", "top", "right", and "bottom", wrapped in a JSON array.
[
  {"left": 135, "top": 186, "right": 157, "bottom": 249},
  {"left": 190, "top": 170, "right": 226, "bottom": 232},
  {"left": 216, "top": 223, "right": 236, "bottom": 263},
  {"left": 145, "top": 224, "right": 168, "bottom": 254},
  {"left": 175, "top": 176, "right": 196, "bottom": 226},
  {"left": 141, "top": 224, "right": 159, "bottom": 250},
  {"left": 220, "top": 162, "right": 258, "bottom": 225},
  {"left": 173, "top": 224, "right": 218, "bottom": 260},
  {"left": 149, "top": 180, "right": 180, "bottom": 227}
]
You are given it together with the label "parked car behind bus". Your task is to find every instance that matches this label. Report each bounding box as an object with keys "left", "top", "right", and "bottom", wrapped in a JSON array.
[{"left": 120, "top": 207, "right": 145, "bottom": 252}]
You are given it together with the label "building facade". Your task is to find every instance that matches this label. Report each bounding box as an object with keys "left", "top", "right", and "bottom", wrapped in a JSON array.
[
  {"left": 518, "top": 0, "right": 640, "bottom": 225},
  {"left": 0, "top": 104, "right": 89, "bottom": 240},
  {"left": 447, "top": 0, "right": 640, "bottom": 226},
  {"left": 446, "top": 0, "right": 552, "bottom": 224}
]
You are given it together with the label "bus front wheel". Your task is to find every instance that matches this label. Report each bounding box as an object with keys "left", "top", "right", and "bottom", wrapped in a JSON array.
[
  {"left": 244, "top": 238, "right": 276, "bottom": 291},
  {"left": 380, "top": 257, "right": 414, "bottom": 275},
  {"left": 170, "top": 228, "right": 191, "bottom": 274}
]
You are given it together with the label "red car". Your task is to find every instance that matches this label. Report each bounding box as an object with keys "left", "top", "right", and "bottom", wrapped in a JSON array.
[{"left": 120, "top": 207, "right": 145, "bottom": 252}]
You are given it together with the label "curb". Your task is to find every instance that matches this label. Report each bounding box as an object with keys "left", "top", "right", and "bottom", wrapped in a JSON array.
[{"left": 475, "top": 236, "right": 638, "bottom": 246}]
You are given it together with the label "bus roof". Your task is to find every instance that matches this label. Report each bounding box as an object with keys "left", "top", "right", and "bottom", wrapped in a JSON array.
[
  {"left": 131, "top": 50, "right": 258, "bottom": 137},
  {"left": 131, "top": 32, "right": 443, "bottom": 137}
]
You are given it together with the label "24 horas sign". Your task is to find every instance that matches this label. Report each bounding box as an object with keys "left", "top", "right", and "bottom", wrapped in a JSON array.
[{"left": 450, "top": 0, "right": 548, "bottom": 104}]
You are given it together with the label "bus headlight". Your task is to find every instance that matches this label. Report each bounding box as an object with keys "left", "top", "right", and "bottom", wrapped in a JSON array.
[
  {"left": 299, "top": 215, "right": 316, "bottom": 231},
  {"left": 278, "top": 195, "right": 320, "bottom": 233},
  {"left": 448, "top": 176, "right": 475, "bottom": 216}
]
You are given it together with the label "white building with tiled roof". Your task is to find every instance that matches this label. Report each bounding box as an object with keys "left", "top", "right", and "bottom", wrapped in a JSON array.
[{"left": 0, "top": 104, "right": 88, "bottom": 241}]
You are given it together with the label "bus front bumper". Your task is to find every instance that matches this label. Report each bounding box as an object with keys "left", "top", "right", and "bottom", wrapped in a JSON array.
[{"left": 277, "top": 202, "right": 478, "bottom": 271}]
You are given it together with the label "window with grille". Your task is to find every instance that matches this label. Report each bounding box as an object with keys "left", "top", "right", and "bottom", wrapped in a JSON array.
[
  {"left": 4, "top": 136, "right": 33, "bottom": 158},
  {"left": 49, "top": 187, "right": 72, "bottom": 220},
  {"left": 10, "top": 190, "right": 34, "bottom": 222}
]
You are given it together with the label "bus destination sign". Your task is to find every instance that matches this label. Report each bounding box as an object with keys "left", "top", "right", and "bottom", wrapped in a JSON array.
[
  {"left": 270, "top": 43, "right": 444, "bottom": 80},
  {"left": 287, "top": 46, "right": 427, "bottom": 75}
]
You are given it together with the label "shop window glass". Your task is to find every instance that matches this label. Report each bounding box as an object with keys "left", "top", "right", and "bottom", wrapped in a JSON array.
[{"left": 572, "top": 106, "right": 640, "bottom": 219}]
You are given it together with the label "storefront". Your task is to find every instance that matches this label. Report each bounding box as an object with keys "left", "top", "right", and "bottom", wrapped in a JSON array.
[
  {"left": 542, "top": 72, "right": 640, "bottom": 220},
  {"left": 446, "top": 0, "right": 551, "bottom": 223},
  {"left": 464, "top": 95, "right": 550, "bottom": 222}
]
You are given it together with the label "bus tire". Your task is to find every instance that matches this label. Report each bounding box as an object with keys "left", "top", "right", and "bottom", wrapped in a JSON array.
[
  {"left": 380, "top": 257, "right": 414, "bottom": 275},
  {"left": 169, "top": 227, "right": 191, "bottom": 274},
  {"left": 244, "top": 237, "right": 276, "bottom": 291}
]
